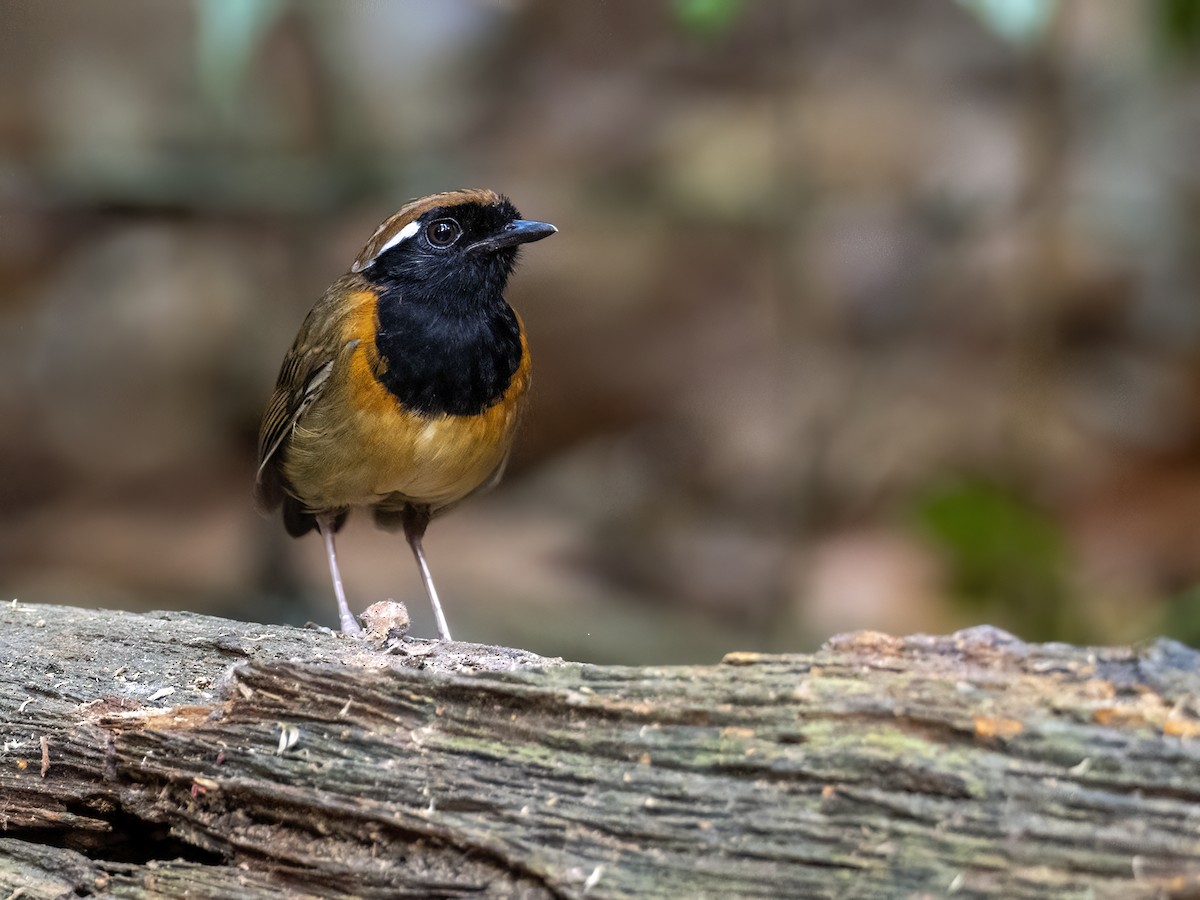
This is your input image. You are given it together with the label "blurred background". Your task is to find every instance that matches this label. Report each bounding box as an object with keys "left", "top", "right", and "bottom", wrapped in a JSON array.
[{"left": 4, "top": 0, "right": 1200, "bottom": 663}]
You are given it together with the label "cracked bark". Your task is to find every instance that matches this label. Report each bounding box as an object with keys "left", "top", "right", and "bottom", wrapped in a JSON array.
[{"left": 1, "top": 602, "right": 1200, "bottom": 898}]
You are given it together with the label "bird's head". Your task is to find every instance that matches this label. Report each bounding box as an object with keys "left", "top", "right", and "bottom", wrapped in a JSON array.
[{"left": 353, "top": 189, "right": 556, "bottom": 313}]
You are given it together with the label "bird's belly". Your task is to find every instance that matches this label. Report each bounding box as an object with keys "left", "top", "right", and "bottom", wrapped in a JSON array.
[
  {"left": 363, "top": 404, "right": 518, "bottom": 506},
  {"left": 284, "top": 390, "right": 523, "bottom": 512},
  {"left": 282, "top": 326, "right": 530, "bottom": 513},
  {"left": 285, "top": 348, "right": 530, "bottom": 513}
]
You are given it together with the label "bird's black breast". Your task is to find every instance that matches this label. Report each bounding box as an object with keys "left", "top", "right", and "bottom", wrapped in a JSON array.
[{"left": 373, "top": 290, "right": 523, "bottom": 417}]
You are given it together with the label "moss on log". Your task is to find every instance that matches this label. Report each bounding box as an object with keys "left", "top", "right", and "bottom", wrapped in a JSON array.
[{"left": 1, "top": 602, "right": 1200, "bottom": 898}]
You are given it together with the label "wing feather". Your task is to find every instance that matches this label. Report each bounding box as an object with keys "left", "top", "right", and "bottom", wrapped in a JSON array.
[{"left": 254, "top": 276, "right": 363, "bottom": 514}]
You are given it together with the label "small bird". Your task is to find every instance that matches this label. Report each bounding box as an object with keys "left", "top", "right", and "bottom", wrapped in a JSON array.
[{"left": 255, "top": 189, "right": 556, "bottom": 639}]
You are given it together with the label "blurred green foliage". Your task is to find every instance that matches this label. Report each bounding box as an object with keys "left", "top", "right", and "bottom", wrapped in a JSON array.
[
  {"left": 673, "top": 0, "right": 744, "bottom": 38},
  {"left": 1154, "top": 0, "right": 1200, "bottom": 62},
  {"left": 1161, "top": 587, "right": 1200, "bottom": 646},
  {"left": 195, "top": 0, "right": 288, "bottom": 123},
  {"left": 956, "top": 0, "right": 1057, "bottom": 46},
  {"left": 910, "top": 480, "right": 1078, "bottom": 642}
]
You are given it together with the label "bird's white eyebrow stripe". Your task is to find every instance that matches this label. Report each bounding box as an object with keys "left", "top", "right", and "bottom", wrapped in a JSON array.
[{"left": 374, "top": 220, "right": 420, "bottom": 258}]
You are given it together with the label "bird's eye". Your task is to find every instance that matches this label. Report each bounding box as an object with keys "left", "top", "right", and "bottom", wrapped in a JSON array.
[{"left": 425, "top": 218, "right": 462, "bottom": 248}]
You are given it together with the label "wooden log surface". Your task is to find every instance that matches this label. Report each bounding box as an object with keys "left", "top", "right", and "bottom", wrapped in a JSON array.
[{"left": 2, "top": 601, "right": 1200, "bottom": 898}]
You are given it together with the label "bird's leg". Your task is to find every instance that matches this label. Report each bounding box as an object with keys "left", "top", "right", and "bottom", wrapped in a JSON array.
[
  {"left": 403, "top": 506, "right": 452, "bottom": 642},
  {"left": 317, "top": 514, "right": 362, "bottom": 633}
]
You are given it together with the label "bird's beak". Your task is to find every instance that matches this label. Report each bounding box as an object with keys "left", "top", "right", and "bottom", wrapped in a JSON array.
[{"left": 468, "top": 219, "right": 558, "bottom": 253}]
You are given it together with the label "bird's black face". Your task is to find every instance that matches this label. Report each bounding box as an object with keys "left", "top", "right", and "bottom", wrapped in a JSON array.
[
  {"left": 362, "top": 196, "right": 554, "bottom": 417},
  {"left": 365, "top": 199, "right": 556, "bottom": 316}
]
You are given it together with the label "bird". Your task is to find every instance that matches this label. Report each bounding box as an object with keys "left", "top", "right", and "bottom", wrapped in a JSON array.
[{"left": 255, "top": 189, "right": 556, "bottom": 640}]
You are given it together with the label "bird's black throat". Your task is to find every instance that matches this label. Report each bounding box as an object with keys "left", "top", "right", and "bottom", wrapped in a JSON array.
[
  {"left": 361, "top": 198, "right": 533, "bottom": 417},
  {"left": 370, "top": 279, "right": 523, "bottom": 417}
]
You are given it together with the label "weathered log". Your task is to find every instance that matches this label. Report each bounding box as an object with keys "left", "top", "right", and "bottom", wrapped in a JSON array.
[{"left": 1, "top": 601, "right": 1199, "bottom": 898}]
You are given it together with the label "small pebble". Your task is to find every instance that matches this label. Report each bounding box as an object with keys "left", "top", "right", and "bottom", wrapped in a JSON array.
[{"left": 360, "top": 600, "right": 410, "bottom": 641}]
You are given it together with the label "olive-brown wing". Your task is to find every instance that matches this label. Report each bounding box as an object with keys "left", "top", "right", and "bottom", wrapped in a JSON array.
[{"left": 254, "top": 277, "right": 360, "bottom": 514}]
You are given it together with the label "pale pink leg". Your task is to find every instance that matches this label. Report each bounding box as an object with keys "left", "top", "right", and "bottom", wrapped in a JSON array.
[
  {"left": 318, "top": 515, "right": 361, "bottom": 633},
  {"left": 406, "top": 529, "right": 452, "bottom": 642}
]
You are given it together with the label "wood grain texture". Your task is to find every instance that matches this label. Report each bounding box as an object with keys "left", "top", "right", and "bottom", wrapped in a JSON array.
[{"left": 2, "top": 603, "right": 1200, "bottom": 898}]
